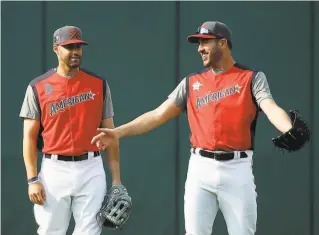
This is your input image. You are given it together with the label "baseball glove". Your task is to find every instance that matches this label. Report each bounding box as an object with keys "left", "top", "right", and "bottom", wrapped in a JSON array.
[
  {"left": 97, "top": 185, "right": 132, "bottom": 230},
  {"left": 272, "top": 109, "right": 311, "bottom": 152}
]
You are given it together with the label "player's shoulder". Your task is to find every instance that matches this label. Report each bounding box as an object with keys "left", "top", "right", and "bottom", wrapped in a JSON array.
[
  {"left": 233, "top": 63, "right": 256, "bottom": 72},
  {"left": 186, "top": 67, "right": 211, "bottom": 80},
  {"left": 29, "top": 68, "right": 56, "bottom": 87},
  {"left": 234, "top": 63, "right": 264, "bottom": 74},
  {"left": 81, "top": 68, "right": 109, "bottom": 98},
  {"left": 233, "top": 63, "right": 267, "bottom": 80},
  {"left": 81, "top": 68, "right": 107, "bottom": 82}
]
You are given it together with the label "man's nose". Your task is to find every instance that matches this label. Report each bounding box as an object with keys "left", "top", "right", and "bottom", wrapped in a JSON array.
[{"left": 198, "top": 44, "right": 204, "bottom": 53}]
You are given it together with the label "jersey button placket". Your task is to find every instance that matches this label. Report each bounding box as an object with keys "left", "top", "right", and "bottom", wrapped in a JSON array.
[
  {"left": 66, "top": 78, "right": 75, "bottom": 155},
  {"left": 214, "top": 104, "right": 222, "bottom": 147}
]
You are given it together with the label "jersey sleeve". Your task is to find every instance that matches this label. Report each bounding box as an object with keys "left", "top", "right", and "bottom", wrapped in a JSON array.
[
  {"left": 252, "top": 72, "right": 273, "bottom": 107},
  {"left": 168, "top": 77, "right": 188, "bottom": 112},
  {"left": 102, "top": 81, "right": 114, "bottom": 119},
  {"left": 19, "top": 85, "right": 41, "bottom": 120}
]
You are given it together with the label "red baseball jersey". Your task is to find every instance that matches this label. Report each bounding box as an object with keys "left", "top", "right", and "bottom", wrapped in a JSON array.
[
  {"left": 186, "top": 65, "right": 258, "bottom": 151},
  {"left": 25, "top": 68, "right": 108, "bottom": 156},
  {"left": 167, "top": 63, "right": 272, "bottom": 152}
]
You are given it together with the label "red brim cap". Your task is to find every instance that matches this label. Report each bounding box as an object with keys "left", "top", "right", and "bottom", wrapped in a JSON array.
[
  {"left": 59, "top": 39, "right": 88, "bottom": 46},
  {"left": 187, "top": 34, "right": 217, "bottom": 43}
]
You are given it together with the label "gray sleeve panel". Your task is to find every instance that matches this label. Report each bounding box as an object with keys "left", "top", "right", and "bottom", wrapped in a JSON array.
[
  {"left": 19, "top": 85, "right": 41, "bottom": 120},
  {"left": 102, "top": 80, "right": 114, "bottom": 119},
  {"left": 251, "top": 71, "right": 274, "bottom": 107},
  {"left": 168, "top": 77, "right": 188, "bottom": 112}
]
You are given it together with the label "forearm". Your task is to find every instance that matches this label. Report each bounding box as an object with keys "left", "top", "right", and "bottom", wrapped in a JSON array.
[
  {"left": 116, "top": 110, "right": 162, "bottom": 138},
  {"left": 266, "top": 106, "right": 292, "bottom": 133},
  {"left": 105, "top": 140, "right": 121, "bottom": 185},
  {"left": 23, "top": 137, "right": 38, "bottom": 179}
]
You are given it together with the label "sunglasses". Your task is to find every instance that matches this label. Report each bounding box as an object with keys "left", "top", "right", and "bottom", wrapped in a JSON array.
[{"left": 196, "top": 27, "right": 223, "bottom": 39}]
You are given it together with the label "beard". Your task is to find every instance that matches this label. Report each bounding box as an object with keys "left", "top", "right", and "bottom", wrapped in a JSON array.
[
  {"left": 69, "top": 57, "right": 82, "bottom": 68},
  {"left": 62, "top": 56, "right": 82, "bottom": 68},
  {"left": 204, "top": 47, "right": 223, "bottom": 68}
]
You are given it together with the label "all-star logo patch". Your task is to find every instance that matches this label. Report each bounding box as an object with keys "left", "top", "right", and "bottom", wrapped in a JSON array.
[
  {"left": 192, "top": 81, "right": 203, "bottom": 91},
  {"left": 49, "top": 91, "right": 96, "bottom": 116}
]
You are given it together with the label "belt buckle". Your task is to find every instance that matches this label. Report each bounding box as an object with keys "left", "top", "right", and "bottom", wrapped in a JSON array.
[
  {"left": 71, "top": 156, "right": 76, "bottom": 161},
  {"left": 213, "top": 153, "right": 221, "bottom": 160}
]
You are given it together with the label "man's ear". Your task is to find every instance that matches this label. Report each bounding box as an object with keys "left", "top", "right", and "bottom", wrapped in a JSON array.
[
  {"left": 53, "top": 45, "right": 58, "bottom": 55},
  {"left": 220, "top": 39, "right": 228, "bottom": 49}
]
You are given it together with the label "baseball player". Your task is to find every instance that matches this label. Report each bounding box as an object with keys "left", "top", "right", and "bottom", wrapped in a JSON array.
[
  {"left": 91, "top": 21, "right": 310, "bottom": 235},
  {"left": 19, "top": 25, "right": 124, "bottom": 235}
]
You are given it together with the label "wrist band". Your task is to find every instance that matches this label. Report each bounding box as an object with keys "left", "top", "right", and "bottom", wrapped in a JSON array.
[{"left": 28, "top": 176, "right": 39, "bottom": 184}]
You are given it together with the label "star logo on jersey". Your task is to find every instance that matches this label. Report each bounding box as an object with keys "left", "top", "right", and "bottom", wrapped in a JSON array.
[
  {"left": 89, "top": 91, "right": 96, "bottom": 100},
  {"left": 192, "top": 81, "right": 203, "bottom": 91},
  {"left": 234, "top": 84, "right": 243, "bottom": 93}
]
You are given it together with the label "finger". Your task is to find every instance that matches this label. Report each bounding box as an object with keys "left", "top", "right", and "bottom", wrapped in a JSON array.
[
  {"left": 41, "top": 189, "right": 46, "bottom": 202},
  {"left": 101, "top": 144, "right": 106, "bottom": 150},
  {"left": 38, "top": 198, "right": 44, "bottom": 205},
  {"left": 97, "top": 128, "right": 111, "bottom": 133},
  {"left": 91, "top": 133, "right": 102, "bottom": 144},
  {"left": 96, "top": 140, "right": 102, "bottom": 148},
  {"left": 97, "top": 143, "right": 106, "bottom": 151},
  {"left": 31, "top": 194, "right": 40, "bottom": 205},
  {"left": 35, "top": 193, "right": 42, "bottom": 205},
  {"left": 91, "top": 133, "right": 104, "bottom": 144},
  {"left": 36, "top": 195, "right": 44, "bottom": 205},
  {"left": 29, "top": 195, "right": 35, "bottom": 204},
  {"left": 37, "top": 190, "right": 45, "bottom": 205}
]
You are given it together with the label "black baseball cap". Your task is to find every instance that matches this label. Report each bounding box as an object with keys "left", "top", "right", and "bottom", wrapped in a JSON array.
[
  {"left": 187, "top": 21, "right": 232, "bottom": 47},
  {"left": 53, "top": 26, "right": 88, "bottom": 46}
]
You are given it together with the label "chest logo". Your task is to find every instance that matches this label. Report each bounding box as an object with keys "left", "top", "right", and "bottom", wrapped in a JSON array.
[
  {"left": 195, "top": 83, "right": 243, "bottom": 109},
  {"left": 44, "top": 83, "right": 53, "bottom": 95},
  {"left": 49, "top": 90, "right": 96, "bottom": 116},
  {"left": 192, "top": 81, "right": 203, "bottom": 91}
]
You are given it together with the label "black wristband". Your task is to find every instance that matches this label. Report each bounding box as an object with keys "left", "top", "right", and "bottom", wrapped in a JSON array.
[{"left": 28, "top": 176, "right": 39, "bottom": 184}]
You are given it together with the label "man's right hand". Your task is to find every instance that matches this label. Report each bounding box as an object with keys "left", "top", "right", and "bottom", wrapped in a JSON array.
[
  {"left": 29, "top": 181, "right": 46, "bottom": 205},
  {"left": 91, "top": 128, "right": 119, "bottom": 150}
]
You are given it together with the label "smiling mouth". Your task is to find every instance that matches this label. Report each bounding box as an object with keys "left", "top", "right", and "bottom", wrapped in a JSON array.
[{"left": 201, "top": 54, "right": 208, "bottom": 60}]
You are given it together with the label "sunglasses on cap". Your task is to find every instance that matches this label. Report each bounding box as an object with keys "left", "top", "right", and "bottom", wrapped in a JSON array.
[{"left": 196, "top": 27, "right": 224, "bottom": 39}]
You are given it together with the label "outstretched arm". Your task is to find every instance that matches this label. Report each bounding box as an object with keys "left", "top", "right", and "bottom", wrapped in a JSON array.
[
  {"left": 251, "top": 72, "right": 292, "bottom": 133},
  {"left": 92, "top": 77, "right": 188, "bottom": 148},
  {"left": 115, "top": 99, "right": 182, "bottom": 138},
  {"left": 253, "top": 72, "right": 310, "bottom": 151},
  {"left": 91, "top": 99, "right": 183, "bottom": 148},
  {"left": 260, "top": 98, "right": 292, "bottom": 133}
]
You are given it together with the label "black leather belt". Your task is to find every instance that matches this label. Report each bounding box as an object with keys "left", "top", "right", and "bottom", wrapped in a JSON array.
[
  {"left": 191, "top": 148, "right": 247, "bottom": 161},
  {"left": 44, "top": 151, "right": 100, "bottom": 162}
]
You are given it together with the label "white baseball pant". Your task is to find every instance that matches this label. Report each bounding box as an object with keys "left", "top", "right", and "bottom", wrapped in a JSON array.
[
  {"left": 184, "top": 149, "right": 257, "bottom": 235},
  {"left": 33, "top": 152, "right": 107, "bottom": 235}
]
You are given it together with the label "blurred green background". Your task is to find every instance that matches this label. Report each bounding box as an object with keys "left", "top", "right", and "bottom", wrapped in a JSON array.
[{"left": 1, "top": 1, "right": 318, "bottom": 235}]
